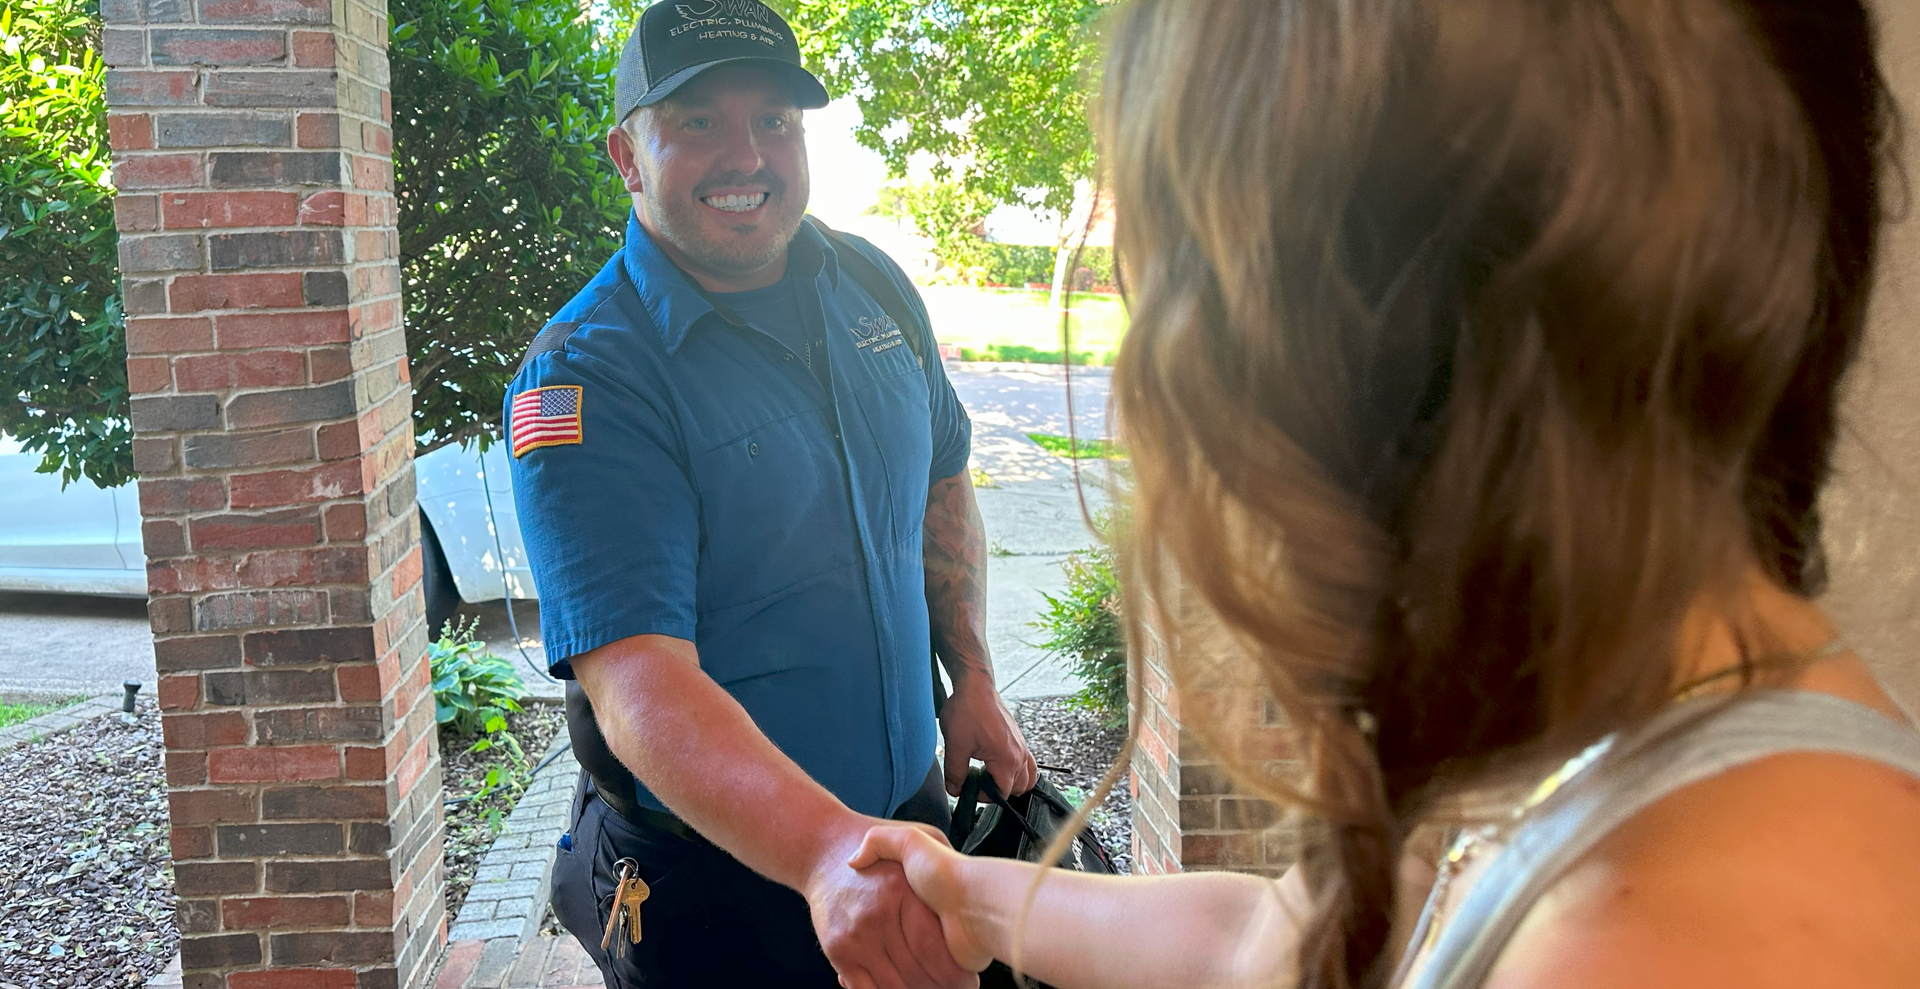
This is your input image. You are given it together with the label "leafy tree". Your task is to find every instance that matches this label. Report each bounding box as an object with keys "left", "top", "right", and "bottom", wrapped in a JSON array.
[
  {"left": 772, "top": 0, "right": 1111, "bottom": 313},
  {"left": 0, "top": 0, "right": 130, "bottom": 486},
  {"left": 897, "top": 181, "right": 994, "bottom": 280},
  {"left": 2, "top": 0, "right": 632, "bottom": 485},
  {"left": 391, "top": 0, "right": 629, "bottom": 452},
  {"left": 773, "top": 0, "right": 1108, "bottom": 219}
]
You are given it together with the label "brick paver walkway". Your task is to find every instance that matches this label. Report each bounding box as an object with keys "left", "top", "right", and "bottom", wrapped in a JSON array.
[{"left": 434, "top": 935, "right": 601, "bottom": 988}]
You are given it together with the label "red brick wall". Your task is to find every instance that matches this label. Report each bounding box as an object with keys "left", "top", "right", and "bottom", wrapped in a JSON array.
[
  {"left": 1131, "top": 625, "right": 1302, "bottom": 878},
  {"left": 103, "top": 0, "right": 444, "bottom": 985}
]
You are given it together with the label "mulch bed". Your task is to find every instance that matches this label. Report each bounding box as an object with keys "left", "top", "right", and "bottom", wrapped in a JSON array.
[
  {"left": 440, "top": 703, "right": 567, "bottom": 921},
  {"left": 1012, "top": 696, "right": 1133, "bottom": 874},
  {"left": 0, "top": 698, "right": 175, "bottom": 989},
  {"left": 0, "top": 698, "right": 567, "bottom": 988},
  {"left": 0, "top": 693, "right": 1123, "bottom": 986}
]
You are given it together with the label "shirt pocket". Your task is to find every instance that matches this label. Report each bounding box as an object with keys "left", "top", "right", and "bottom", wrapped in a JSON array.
[
  {"left": 851, "top": 361, "right": 934, "bottom": 549},
  {"left": 688, "top": 409, "right": 857, "bottom": 612}
]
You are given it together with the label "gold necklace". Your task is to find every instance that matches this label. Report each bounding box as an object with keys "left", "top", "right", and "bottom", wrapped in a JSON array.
[{"left": 1671, "top": 636, "right": 1848, "bottom": 703}]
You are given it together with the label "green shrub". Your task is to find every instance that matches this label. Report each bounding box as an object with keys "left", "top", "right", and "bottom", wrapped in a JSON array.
[
  {"left": 1031, "top": 512, "right": 1125, "bottom": 725},
  {"left": 429, "top": 616, "right": 529, "bottom": 736},
  {"left": 955, "top": 344, "right": 1115, "bottom": 366},
  {"left": 390, "top": 0, "right": 630, "bottom": 452},
  {"left": 970, "top": 243, "right": 1116, "bottom": 291},
  {"left": 0, "top": 0, "right": 131, "bottom": 487},
  {"left": 974, "top": 243, "right": 1056, "bottom": 286}
]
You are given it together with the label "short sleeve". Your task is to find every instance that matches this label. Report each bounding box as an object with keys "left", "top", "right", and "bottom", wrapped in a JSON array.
[{"left": 506, "top": 347, "right": 698, "bottom": 678}]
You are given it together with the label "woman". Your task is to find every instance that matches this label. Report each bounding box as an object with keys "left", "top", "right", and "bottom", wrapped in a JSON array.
[{"left": 852, "top": 0, "right": 1920, "bottom": 987}]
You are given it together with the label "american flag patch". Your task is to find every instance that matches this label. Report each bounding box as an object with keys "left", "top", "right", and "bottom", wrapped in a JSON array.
[{"left": 510, "top": 385, "right": 584, "bottom": 457}]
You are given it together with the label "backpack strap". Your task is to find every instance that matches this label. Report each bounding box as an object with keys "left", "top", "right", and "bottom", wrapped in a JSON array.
[
  {"left": 805, "top": 216, "right": 952, "bottom": 715},
  {"left": 949, "top": 766, "right": 988, "bottom": 849},
  {"left": 804, "top": 215, "right": 930, "bottom": 370}
]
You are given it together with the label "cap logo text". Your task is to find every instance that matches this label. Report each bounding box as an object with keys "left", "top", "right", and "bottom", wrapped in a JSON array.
[{"left": 669, "top": 0, "right": 787, "bottom": 45}]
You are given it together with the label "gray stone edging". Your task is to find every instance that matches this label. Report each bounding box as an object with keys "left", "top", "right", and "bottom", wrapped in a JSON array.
[
  {"left": 0, "top": 693, "right": 124, "bottom": 753},
  {"left": 446, "top": 730, "right": 580, "bottom": 943}
]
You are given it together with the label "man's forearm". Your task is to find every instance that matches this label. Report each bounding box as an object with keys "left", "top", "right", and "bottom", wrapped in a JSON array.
[
  {"left": 571, "top": 633, "right": 862, "bottom": 891},
  {"left": 923, "top": 470, "right": 994, "bottom": 687}
]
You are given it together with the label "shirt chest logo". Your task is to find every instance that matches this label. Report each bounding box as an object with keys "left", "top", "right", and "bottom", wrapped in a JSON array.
[{"left": 849, "top": 314, "right": 905, "bottom": 356}]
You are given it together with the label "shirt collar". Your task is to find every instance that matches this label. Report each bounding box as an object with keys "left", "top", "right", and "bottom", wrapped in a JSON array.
[{"left": 621, "top": 211, "right": 842, "bottom": 356}]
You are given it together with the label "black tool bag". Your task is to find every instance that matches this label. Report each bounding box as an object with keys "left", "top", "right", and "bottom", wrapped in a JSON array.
[{"left": 947, "top": 767, "right": 1118, "bottom": 988}]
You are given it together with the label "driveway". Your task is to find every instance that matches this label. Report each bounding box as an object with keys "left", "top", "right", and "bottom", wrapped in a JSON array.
[
  {"left": 0, "top": 362, "right": 1117, "bottom": 705},
  {"left": 0, "top": 592, "right": 154, "bottom": 701}
]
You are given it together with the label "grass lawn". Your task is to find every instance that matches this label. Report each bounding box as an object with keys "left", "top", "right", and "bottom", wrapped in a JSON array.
[
  {"left": 0, "top": 695, "right": 84, "bottom": 730},
  {"left": 1028, "top": 432, "right": 1127, "bottom": 459},
  {"left": 919, "top": 284, "right": 1128, "bottom": 365}
]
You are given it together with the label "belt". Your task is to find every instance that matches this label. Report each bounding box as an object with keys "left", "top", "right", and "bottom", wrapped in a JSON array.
[
  {"left": 591, "top": 774, "right": 711, "bottom": 846},
  {"left": 590, "top": 763, "right": 949, "bottom": 845}
]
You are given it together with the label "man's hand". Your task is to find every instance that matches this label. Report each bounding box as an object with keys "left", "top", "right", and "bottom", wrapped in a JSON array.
[
  {"left": 939, "top": 678, "right": 1038, "bottom": 797},
  {"left": 573, "top": 639, "right": 975, "bottom": 988},
  {"left": 806, "top": 818, "right": 980, "bottom": 989},
  {"left": 850, "top": 825, "right": 994, "bottom": 972},
  {"left": 922, "top": 471, "right": 1039, "bottom": 798}
]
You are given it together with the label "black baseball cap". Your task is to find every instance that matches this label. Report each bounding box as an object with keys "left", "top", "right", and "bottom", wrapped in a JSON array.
[{"left": 614, "top": 1, "right": 830, "bottom": 123}]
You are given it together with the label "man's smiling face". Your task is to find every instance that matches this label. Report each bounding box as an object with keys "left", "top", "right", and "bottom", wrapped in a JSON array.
[{"left": 610, "top": 64, "right": 809, "bottom": 290}]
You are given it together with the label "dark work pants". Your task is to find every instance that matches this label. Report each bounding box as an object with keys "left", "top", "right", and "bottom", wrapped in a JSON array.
[{"left": 551, "top": 766, "right": 952, "bottom": 988}]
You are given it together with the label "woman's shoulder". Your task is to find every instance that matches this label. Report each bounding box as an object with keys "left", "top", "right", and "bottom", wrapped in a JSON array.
[{"left": 1485, "top": 746, "right": 1920, "bottom": 988}]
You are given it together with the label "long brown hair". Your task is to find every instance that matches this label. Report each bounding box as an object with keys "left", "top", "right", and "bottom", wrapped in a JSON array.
[{"left": 1099, "top": 0, "right": 1892, "bottom": 984}]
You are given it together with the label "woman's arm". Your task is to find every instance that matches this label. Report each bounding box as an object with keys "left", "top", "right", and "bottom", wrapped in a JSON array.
[{"left": 852, "top": 826, "right": 1307, "bottom": 989}]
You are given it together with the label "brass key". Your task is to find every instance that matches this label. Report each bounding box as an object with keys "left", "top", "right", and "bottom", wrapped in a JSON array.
[
  {"left": 600, "top": 858, "right": 639, "bottom": 955},
  {"left": 599, "top": 858, "right": 650, "bottom": 957},
  {"left": 618, "top": 866, "right": 650, "bottom": 946}
]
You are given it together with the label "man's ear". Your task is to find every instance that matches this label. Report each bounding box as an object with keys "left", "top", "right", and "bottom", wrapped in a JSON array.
[{"left": 606, "top": 124, "right": 646, "bottom": 194}]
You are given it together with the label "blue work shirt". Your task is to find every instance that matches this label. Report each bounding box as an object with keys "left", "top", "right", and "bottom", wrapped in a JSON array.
[{"left": 506, "top": 213, "right": 971, "bottom": 818}]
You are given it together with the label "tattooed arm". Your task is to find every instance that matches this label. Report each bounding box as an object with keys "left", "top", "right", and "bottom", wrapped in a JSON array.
[{"left": 924, "top": 471, "right": 1038, "bottom": 796}]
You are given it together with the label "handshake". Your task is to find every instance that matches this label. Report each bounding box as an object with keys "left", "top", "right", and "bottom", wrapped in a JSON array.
[{"left": 806, "top": 817, "right": 999, "bottom": 989}]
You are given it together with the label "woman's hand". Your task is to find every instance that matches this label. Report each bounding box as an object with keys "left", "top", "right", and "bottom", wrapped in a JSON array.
[{"left": 850, "top": 824, "right": 996, "bottom": 972}]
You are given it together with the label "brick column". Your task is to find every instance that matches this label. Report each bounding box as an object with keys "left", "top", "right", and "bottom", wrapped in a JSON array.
[
  {"left": 1128, "top": 636, "right": 1181, "bottom": 874},
  {"left": 1130, "top": 619, "right": 1301, "bottom": 877},
  {"left": 101, "top": 0, "right": 445, "bottom": 986}
]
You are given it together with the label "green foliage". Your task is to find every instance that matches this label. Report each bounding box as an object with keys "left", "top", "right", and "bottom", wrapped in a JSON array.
[
  {"left": 1032, "top": 512, "right": 1125, "bottom": 724},
  {"left": 429, "top": 616, "right": 530, "bottom": 736},
  {"left": 0, "top": 0, "right": 130, "bottom": 487},
  {"left": 390, "top": 0, "right": 631, "bottom": 452},
  {"left": 465, "top": 708, "right": 527, "bottom": 808},
  {"left": 958, "top": 344, "right": 1107, "bottom": 366},
  {"left": 3, "top": 0, "right": 635, "bottom": 481},
  {"left": 774, "top": 0, "right": 1110, "bottom": 217},
  {"left": 897, "top": 181, "right": 995, "bottom": 278},
  {"left": 880, "top": 181, "right": 1117, "bottom": 287},
  {"left": 971, "top": 243, "right": 1114, "bottom": 289},
  {"left": 1026, "top": 432, "right": 1124, "bottom": 459}
]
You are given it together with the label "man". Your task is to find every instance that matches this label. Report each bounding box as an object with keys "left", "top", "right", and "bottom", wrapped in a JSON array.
[{"left": 505, "top": 3, "right": 1036, "bottom": 987}]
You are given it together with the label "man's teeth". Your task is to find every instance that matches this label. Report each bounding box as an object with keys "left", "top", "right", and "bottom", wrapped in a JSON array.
[{"left": 703, "top": 193, "right": 767, "bottom": 212}]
